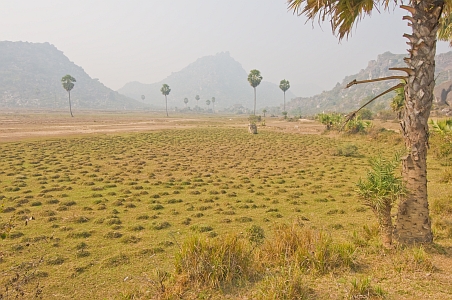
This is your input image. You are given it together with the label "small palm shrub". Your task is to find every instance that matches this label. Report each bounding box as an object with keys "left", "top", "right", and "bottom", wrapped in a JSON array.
[
  {"left": 343, "top": 116, "right": 371, "bottom": 134},
  {"left": 316, "top": 113, "right": 344, "bottom": 130},
  {"left": 429, "top": 119, "right": 452, "bottom": 165},
  {"left": 357, "top": 154, "right": 405, "bottom": 248}
]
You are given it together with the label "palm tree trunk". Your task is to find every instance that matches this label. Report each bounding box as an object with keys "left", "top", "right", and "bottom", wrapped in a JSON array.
[
  {"left": 165, "top": 95, "right": 168, "bottom": 117},
  {"left": 284, "top": 91, "right": 286, "bottom": 112},
  {"left": 68, "top": 91, "right": 73, "bottom": 117},
  {"left": 253, "top": 87, "right": 256, "bottom": 115},
  {"left": 379, "top": 204, "right": 393, "bottom": 248},
  {"left": 394, "top": 1, "right": 441, "bottom": 244}
]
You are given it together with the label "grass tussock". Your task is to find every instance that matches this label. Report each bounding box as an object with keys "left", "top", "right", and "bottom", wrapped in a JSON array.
[
  {"left": 347, "top": 277, "right": 386, "bottom": 299},
  {"left": 258, "top": 224, "right": 358, "bottom": 275},
  {"left": 255, "top": 267, "right": 315, "bottom": 299},
  {"left": 174, "top": 234, "right": 256, "bottom": 289}
]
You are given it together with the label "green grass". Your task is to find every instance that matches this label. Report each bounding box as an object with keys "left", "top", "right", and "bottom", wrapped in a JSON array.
[{"left": 0, "top": 118, "right": 451, "bottom": 299}]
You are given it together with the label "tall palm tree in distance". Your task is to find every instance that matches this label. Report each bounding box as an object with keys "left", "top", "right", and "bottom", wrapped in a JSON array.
[
  {"left": 195, "top": 95, "right": 200, "bottom": 107},
  {"left": 288, "top": 0, "right": 452, "bottom": 244},
  {"left": 206, "top": 99, "right": 211, "bottom": 111},
  {"left": 184, "top": 97, "right": 188, "bottom": 107},
  {"left": 61, "top": 74, "right": 76, "bottom": 117},
  {"left": 211, "top": 97, "right": 216, "bottom": 113},
  {"left": 247, "top": 69, "right": 263, "bottom": 115},
  {"left": 160, "top": 84, "right": 171, "bottom": 117},
  {"left": 279, "top": 79, "right": 290, "bottom": 112}
]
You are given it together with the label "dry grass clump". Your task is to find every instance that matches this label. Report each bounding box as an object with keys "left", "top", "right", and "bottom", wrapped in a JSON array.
[
  {"left": 174, "top": 234, "right": 256, "bottom": 289},
  {"left": 346, "top": 277, "right": 386, "bottom": 299},
  {"left": 258, "top": 224, "right": 358, "bottom": 275}
]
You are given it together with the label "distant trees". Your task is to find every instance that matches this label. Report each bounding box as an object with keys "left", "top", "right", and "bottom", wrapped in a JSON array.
[
  {"left": 206, "top": 99, "right": 211, "bottom": 111},
  {"left": 184, "top": 97, "right": 189, "bottom": 107},
  {"left": 160, "top": 84, "right": 171, "bottom": 117},
  {"left": 247, "top": 69, "right": 263, "bottom": 115},
  {"left": 61, "top": 75, "right": 76, "bottom": 117},
  {"left": 141, "top": 95, "right": 145, "bottom": 101},
  {"left": 211, "top": 97, "right": 216, "bottom": 113},
  {"left": 262, "top": 109, "right": 267, "bottom": 117},
  {"left": 279, "top": 79, "right": 290, "bottom": 113}
]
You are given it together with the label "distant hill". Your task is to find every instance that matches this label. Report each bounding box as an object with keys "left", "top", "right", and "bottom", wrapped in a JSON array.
[
  {"left": 0, "top": 41, "right": 145, "bottom": 110},
  {"left": 286, "top": 51, "right": 452, "bottom": 115},
  {"left": 118, "top": 52, "right": 296, "bottom": 110}
]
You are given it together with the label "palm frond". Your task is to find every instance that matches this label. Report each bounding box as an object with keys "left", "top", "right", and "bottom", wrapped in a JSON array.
[{"left": 288, "top": 0, "right": 394, "bottom": 40}]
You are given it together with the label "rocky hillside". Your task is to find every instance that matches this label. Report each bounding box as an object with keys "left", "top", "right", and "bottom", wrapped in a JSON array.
[
  {"left": 0, "top": 41, "right": 144, "bottom": 110},
  {"left": 118, "top": 52, "right": 296, "bottom": 110},
  {"left": 287, "top": 51, "right": 452, "bottom": 116}
]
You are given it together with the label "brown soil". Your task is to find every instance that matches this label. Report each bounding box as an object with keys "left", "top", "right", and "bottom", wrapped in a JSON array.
[{"left": 0, "top": 111, "right": 325, "bottom": 142}]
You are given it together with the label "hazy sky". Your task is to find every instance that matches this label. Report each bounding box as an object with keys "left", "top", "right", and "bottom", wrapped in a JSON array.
[{"left": 2, "top": 0, "right": 451, "bottom": 97}]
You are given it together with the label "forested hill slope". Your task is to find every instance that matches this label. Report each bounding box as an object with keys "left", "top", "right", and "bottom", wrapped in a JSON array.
[{"left": 0, "top": 41, "right": 144, "bottom": 110}]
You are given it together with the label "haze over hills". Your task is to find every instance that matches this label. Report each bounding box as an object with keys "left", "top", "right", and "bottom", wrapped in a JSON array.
[
  {"left": 286, "top": 51, "right": 452, "bottom": 115},
  {"left": 0, "top": 41, "right": 145, "bottom": 110},
  {"left": 3, "top": 41, "right": 452, "bottom": 115},
  {"left": 118, "top": 52, "right": 296, "bottom": 110}
]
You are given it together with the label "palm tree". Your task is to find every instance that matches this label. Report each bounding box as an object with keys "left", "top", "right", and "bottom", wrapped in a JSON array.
[
  {"left": 248, "top": 69, "right": 263, "bottom": 115},
  {"left": 184, "top": 97, "right": 189, "bottom": 107},
  {"left": 160, "top": 84, "right": 171, "bottom": 117},
  {"left": 288, "top": 0, "right": 452, "bottom": 244},
  {"left": 206, "top": 99, "right": 211, "bottom": 111},
  {"left": 141, "top": 95, "right": 145, "bottom": 101},
  {"left": 211, "top": 97, "right": 216, "bottom": 113},
  {"left": 279, "top": 79, "right": 290, "bottom": 113},
  {"left": 357, "top": 154, "right": 406, "bottom": 248},
  {"left": 61, "top": 75, "right": 76, "bottom": 117},
  {"left": 195, "top": 95, "right": 200, "bottom": 107},
  {"left": 262, "top": 109, "right": 267, "bottom": 117}
]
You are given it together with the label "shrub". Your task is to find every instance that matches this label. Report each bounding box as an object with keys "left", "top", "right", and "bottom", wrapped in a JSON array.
[
  {"left": 316, "top": 113, "right": 344, "bottom": 130},
  {"left": 358, "top": 108, "right": 373, "bottom": 120},
  {"left": 343, "top": 117, "right": 371, "bottom": 134},
  {"left": 334, "top": 144, "right": 359, "bottom": 157}
]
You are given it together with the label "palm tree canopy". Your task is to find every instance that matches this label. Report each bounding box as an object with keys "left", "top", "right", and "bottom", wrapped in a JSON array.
[
  {"left": 288, "top": 0, "right": 452, "bottom": 41},
  {"left": 206, "top": 99, "right": 211, "bottom": 106},
  {"left": 211, "top": 97, "right": 215, "bottom": 103},
  {"left": 161, "top": 84, "right": 171, "bottom": 96},
  {"left": 195, "top": 95, "right": 200, "bottom": 101},
  {"left": 184, "top": 97, "right": 188, "bottom": 103},
  {"left": 61, "top": 75, "right": 76, "bottom": 92},
  {"left": 248, "top": 69, "right": 263, "bottom": 88},
  {"left": 279, "top": 79, "right": 290, "bottom": 92}
]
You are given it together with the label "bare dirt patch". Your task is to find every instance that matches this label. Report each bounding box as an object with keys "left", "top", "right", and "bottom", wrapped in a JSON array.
[{"left": 0, "top": 111, "right": 324, "bottom": 142}]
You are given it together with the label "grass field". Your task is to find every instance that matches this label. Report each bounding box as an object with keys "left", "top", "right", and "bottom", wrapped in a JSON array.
[{"left": 1, "top": 113, "right": 452, "bottom": 299}]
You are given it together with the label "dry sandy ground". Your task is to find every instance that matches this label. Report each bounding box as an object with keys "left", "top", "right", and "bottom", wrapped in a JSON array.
[{"left": 0, "top": 111, "right": 326, "bottom": 142}]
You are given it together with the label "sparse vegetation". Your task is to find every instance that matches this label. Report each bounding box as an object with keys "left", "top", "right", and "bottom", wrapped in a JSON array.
[{"left": 0, "top": 114, "right": 450, "bottom": 298}]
